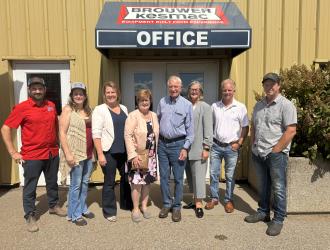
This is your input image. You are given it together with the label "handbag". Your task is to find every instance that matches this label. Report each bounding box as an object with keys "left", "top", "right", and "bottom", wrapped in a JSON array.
[{"left": 134, "top": 149, "right": 149, "bottom": 171}]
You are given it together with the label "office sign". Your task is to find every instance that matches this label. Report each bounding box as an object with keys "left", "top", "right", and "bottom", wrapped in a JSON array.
[{"left": 96, "top": 2, "right": 251, "bottom": 49}]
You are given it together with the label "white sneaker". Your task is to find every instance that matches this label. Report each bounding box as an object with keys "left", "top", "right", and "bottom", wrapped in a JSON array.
[{"left": 106, "top": 216, "right": 117, "bottom": 222}]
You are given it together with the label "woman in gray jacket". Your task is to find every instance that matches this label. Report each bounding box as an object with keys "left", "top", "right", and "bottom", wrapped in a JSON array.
[{"left": 184, "top": 81, "right": 213, "bottom": 218}]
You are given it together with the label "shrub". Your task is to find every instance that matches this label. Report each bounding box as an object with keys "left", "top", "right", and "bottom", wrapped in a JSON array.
[{"left": 280, "top": 65, "right": 330, "bottom": 160}]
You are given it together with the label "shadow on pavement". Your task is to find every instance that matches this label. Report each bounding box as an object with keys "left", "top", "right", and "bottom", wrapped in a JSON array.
[
  {"left": 35, "top": 186, "right": 68, "bottom": 220},
  {"left": 0, "top": 183, "right": 19, "bottom": 198}
]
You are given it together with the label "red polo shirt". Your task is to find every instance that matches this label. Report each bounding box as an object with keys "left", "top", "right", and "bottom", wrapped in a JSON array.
[{"left": 4, "top": 98, "right": 59, "bottom": 160}]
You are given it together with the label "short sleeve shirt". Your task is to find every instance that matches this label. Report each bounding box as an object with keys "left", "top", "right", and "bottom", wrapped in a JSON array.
[
  {"left": 212, "top": 99, "right": 249, "bottom": 143},
  {"left": 252, "top": 94, "right": 297, "bottom": 157},
  {"left": 4, "top": 98, "right": 59, "bottom": 160}
]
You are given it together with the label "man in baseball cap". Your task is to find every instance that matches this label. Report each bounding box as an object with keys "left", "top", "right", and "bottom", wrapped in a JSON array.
[
  {"left": 27, "top": 76, "right": 46, "bottom": 87},
  {"left": 262, "top": 72, "right": 280, "bottom": 84},
  {"left": 1, "top": 75, "right": 66, "bottom": 233}
]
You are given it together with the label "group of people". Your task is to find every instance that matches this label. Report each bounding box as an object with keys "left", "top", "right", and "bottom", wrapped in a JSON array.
[{"left": 1, "top": 72, "right": 296, "bottom": 237}]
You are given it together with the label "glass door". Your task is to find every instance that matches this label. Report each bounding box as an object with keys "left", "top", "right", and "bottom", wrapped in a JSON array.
[
  {"left": 121, "top": 62, "right": 166, "bottom": 112},
  {"left": 166, "top": 62, "right": 219, "bottom": 105}
]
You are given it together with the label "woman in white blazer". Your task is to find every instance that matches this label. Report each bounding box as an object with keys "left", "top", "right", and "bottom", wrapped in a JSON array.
[
  {"left": 92, "top": 81, "right": 132, "bottom": 222},
  {"left": 184, "top": 81, "right": 213, "bottom": 218}
]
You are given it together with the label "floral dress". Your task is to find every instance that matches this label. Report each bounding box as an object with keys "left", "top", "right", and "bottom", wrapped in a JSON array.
[{"left": 128, "top": 121, "right": 157, "bottom": 185}]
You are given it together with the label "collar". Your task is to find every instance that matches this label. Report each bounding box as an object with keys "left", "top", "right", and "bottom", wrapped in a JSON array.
[
  {"left": 168, "top": 95, "right": 181, "bottom": 103},
  {"left": 262, "top": 94, "right": 283, "bottom": 105},
  {"left": 219, "top": 98, "right": 238, "bottom": 108},
  {"left": 28, "top": 97, "right": 47, "bottom": 107}
]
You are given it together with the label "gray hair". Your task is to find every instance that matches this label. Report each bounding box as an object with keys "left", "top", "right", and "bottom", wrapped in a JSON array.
[
  {"left": 167, "top": 75, "right": 182, "bottom": 86},
  {"left": 187, "top": 81, "right": 204, "bottom": 101}
]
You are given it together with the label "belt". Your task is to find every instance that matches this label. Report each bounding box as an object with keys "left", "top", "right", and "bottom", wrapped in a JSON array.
[
  {"left": 159, "top": 135, "right": 186, "bottom": 143},
  {"left": 213, "top": 138, "right": 232, "bottom": 147}
]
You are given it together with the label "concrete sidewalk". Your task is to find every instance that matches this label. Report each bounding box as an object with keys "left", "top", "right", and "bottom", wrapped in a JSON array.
[{"left": 0, "top": 182, "right": 329, "bottom": 249}]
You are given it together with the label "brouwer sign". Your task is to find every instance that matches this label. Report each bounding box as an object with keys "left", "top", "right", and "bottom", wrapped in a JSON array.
[
  {"left": 95, "top": 2, "right": 251, "bottom": 49},
  {"left": 118, "top": 5, "right": 229, "bottom": 25}
]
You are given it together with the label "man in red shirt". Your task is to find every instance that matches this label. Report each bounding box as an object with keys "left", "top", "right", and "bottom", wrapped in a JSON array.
[{"left": 1, "top": 76, "right": 66, "bottom": 233}]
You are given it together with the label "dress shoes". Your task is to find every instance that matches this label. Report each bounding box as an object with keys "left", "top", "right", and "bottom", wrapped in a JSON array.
[
  {"left": 224, "top": 201, "right": 234, "bottom": 213},
  {"left": 195, "top": 208, "right": 204, "bottom": 218},
  {"left": 204, "top": 200, "right": 219, "bottom": 210},
  {"left": 183, "top": 202, "right": 196, "bottom": 209},
  {"left": 159, "top": 207, "right": 171, "bottom": 218}
]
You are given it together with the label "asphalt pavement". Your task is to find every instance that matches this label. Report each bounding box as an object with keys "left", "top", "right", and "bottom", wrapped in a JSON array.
[{"left": 0, "top": 182, "right": 329, "bottom": 250}]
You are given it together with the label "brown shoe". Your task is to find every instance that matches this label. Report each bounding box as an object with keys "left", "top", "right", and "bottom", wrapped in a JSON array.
[
  {"left": 159, "top": 207, "right": 171, "bottom": 219},
  {"left": 204, "top": 200, "right": 219, "bottom": 210},
  {"left": 49, "top": 205, "right": 67, "bottom": 217},
  {"left": 224, "top": 201, "right": 234, "bottom": 213},
  {"left": 26, "top": 215, "right": 39, "bottom": 233},
  {"left": 172, "top": 209, "right": 181, "bottom": 222}
]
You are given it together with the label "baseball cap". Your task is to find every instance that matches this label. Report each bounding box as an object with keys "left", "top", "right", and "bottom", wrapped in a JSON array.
[
  {"left": 262, "top": 73, "right": 280, "bottom": 84},
  {"left": 71, "top": 82, "right": 86, "bottom": 90},
  {"left": 27, "top": 76, "right": 46, "bottom": 87}
]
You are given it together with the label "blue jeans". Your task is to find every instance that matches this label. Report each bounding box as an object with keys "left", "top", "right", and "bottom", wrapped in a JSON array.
[
  {"left": 158, "top": 139, "right": 186, "bottom": 209},
  {"left": 252, "top": 152, "right": 288, "bottom": 223},
  {"left": 67, "top": 159, "right": 93, "bottom": 221},
  {"left": 209, "top": 143, "right": 239, "bottom": 203}
]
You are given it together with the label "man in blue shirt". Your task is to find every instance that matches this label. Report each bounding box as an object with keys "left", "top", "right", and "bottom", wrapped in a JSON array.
[{"left": 157, "top": 75, "right": 194, "bottom": 222}]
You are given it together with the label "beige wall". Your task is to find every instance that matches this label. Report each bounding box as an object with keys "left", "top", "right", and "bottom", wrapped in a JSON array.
[{"left": 0, "top": 0, "right": 329, "bottom": 184}]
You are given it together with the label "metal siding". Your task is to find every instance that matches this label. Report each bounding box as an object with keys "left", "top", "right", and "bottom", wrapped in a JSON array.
[
  {"left": 0, "top": 1, "right": 9, "bottom": 55},
  {"left": 1, "top": 0, "right": 330, "bottom": 184},
  {"left": 246, "top": 0, "right": 265, "bottom": 113},
  {"left": 47, "top": 0, "right": 66, "bottom": 55},
  {"left": 8, "top": 0, "right": 28, "bottom": 55},
  {"left": 282, "top": 0, "right": 300, "bottom": 68},
  {"left": 299, "top": 0, "right": 317, "bottom": 64},
  {"left": 317, "top": 0, "right": 330, "bottom": 58},
  {"left": 264, "top": 0, "right": 283, "bottom": 73},
  {"left": 66, "top": 0, "right": 85, "bottom": 82},
  {"left": 84, "top": 0, "right": 102, "bottom": 108},
  {"left": 27, "top": 0, "right": 47, "bottom": 56}
]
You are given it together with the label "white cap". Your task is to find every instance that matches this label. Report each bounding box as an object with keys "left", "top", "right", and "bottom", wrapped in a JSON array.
[{"left": 71, "top": 82, "right": 86, "bottom": 90}]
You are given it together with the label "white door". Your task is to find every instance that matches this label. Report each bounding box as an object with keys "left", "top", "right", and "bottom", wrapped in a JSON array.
[
  {"left": 121, "top": 61, "right": 219, "bottom": 179},
  {"left": 13, "top": 61, "right": 70, "bottom": 186}
]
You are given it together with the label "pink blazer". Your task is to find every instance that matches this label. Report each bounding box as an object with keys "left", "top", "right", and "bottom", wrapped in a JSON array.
[{"left": 124, "top": 109, "right": 159, "bottom": 161}]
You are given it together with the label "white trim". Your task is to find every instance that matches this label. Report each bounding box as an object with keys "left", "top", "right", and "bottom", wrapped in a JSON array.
[{"left": 12, "top": 61, "right": 70, "bottom": 186}]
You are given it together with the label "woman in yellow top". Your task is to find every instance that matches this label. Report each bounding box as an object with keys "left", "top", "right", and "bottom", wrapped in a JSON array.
[{"left": 124, "top": 89, "right": 159, "bottom": 222}]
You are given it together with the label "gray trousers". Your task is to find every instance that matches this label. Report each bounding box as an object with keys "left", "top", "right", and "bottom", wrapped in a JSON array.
[{"left": 185, "top": 159, "right": 207, "bottom": 199}]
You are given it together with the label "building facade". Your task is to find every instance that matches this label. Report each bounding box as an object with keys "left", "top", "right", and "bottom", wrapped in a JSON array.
[{"left": 0, "top": 0, "right": 329, "bottom": 185}]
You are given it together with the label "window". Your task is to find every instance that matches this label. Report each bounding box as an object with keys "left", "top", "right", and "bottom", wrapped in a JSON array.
[{"left": 27, "top": 73, "right": 62, "bottom": 114}]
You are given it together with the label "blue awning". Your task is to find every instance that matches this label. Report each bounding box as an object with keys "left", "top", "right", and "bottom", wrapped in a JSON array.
[{"left": 95, "top": 2, "right": 251, "bottom": 56}]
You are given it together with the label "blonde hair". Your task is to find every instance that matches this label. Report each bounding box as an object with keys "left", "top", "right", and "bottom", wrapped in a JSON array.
[
  {"left": 220, "top": 79, "right": 236, "bottom": 91},
  {"left": 136, "top": 88, "right": 152, "bottom": 103},
  {"left": 135, "top": 88, "right": 153, "bottom": 110},
  {"left": 103, "top": 81, "right": 121, "bottom": 102}
]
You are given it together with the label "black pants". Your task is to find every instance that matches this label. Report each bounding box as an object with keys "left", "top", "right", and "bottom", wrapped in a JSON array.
[
  {"left": 22, "top": 155, "right": 59, "bottom": 219},
  {"left": 102, "top": 152, "right": 132, "bottom": 217}
]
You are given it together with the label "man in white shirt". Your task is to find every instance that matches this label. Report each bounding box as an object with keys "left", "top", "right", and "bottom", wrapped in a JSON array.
[{"left": 205, "top": 79, "right": 249, "bottom": 213}]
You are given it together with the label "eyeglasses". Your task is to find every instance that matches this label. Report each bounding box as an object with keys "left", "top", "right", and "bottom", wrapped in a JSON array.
[{"left": 190, "top": 88, "right": 200, "bottom": 92}]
